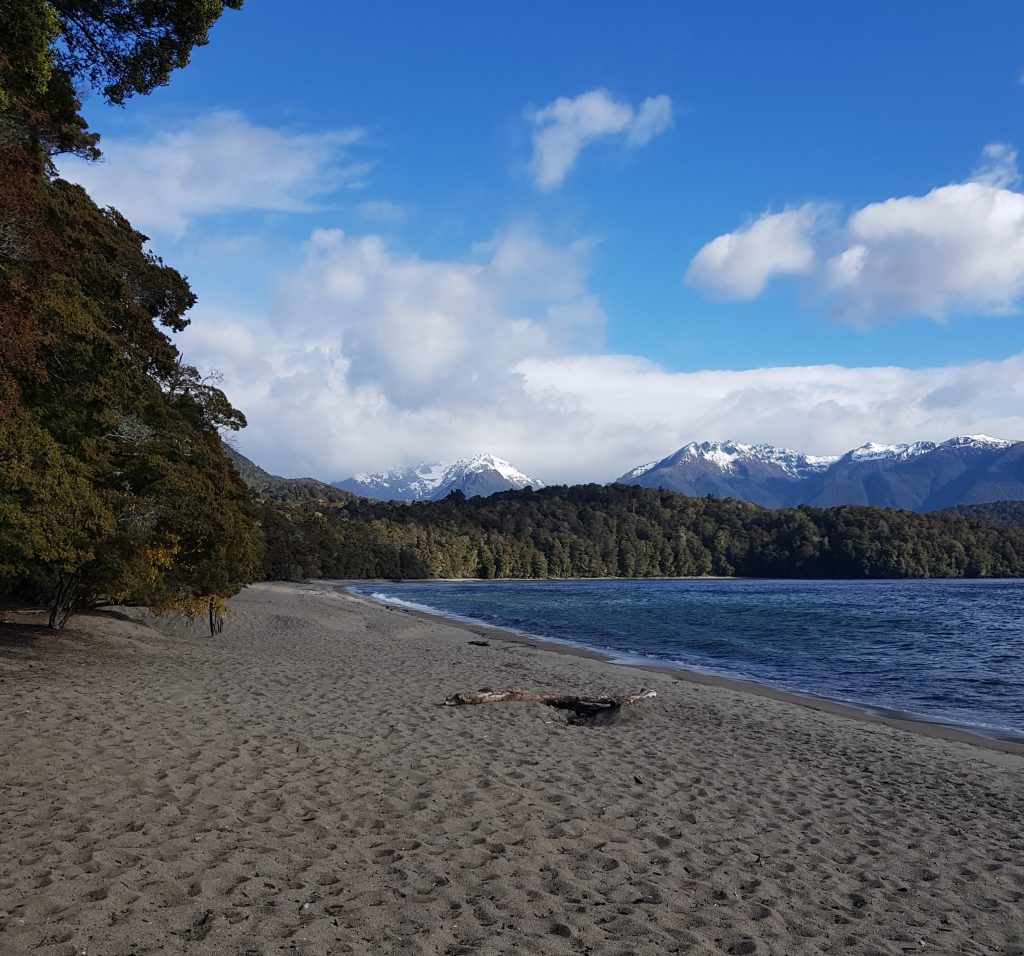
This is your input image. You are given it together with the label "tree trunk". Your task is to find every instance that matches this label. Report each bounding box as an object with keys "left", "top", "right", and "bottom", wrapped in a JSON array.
[
  {"left": 48, "top": 572, "right": 83, "bottom": 629},
  {"left": 208, "top": 596, "right": 224, "bottom": 636},
  {"left": 444, "top": 688, "right": 656, "bottom": 725}
]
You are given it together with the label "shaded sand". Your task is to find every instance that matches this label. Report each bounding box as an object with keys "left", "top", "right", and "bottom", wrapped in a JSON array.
[{"left": 0, "top": 582, "right": 1021, "bottom": 955}]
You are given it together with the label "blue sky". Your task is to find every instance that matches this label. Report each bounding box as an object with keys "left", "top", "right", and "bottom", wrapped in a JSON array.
[{"left": 61, "top": 2, "right": 1024, "bottom": 482}]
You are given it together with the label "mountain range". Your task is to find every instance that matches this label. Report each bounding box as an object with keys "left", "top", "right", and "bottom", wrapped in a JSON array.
[
  {"left": 332, "top": 454, "right": 544, "bottom": 501},
  {"left": 227, "top": 435, "right": 1024, "bottom": 512},
  {"left": 616, "top": 436, "right": 1024, "bottom": 511}
]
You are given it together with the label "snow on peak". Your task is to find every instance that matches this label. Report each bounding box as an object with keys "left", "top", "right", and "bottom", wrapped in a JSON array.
[
  {"left": 414, "top": 462, "right": 449, "bottom": 481},
  {"left": 846, "top": 436, "right": 1014, "bottom": 462},
  {"left": 939, "top": 435, "right": 1013, "bottom": 450},
  {"left": 453, "top": 453, "right": 538, "bottom": 484},
  {"left": 847, "top": 441, "right": 937, "bottom": 462},
  {"left": 671, "top": 440, "right": 838, "bottom": 477},
  {"left": 662, "top": 436, "right": 1018, "bottom": 475},
  {"left": 747, "top": 443, "right": 839, "bottom": 474},
  {"left": 626, "top": 461, "right": 659, "bottom": 479},
  {"left": 675, "top": 440, "right": 750, "bottom": 470},
  {"left": 340, "top": 453, "right": 543, "bottom": 500}
]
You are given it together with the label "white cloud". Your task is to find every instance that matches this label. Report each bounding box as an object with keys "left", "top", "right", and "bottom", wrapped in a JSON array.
[
  {"left": 266, "top": 227, "right": 603, "bottom": 409},
  {"left": 626, "top": 95, "right": 674, "bottom": 147},
  {"left": 685, "top": 204, "right": 829, "bottom": 299},
  {"left": 178, "top": 227, "right": 608, "bottom": 478},
  {"left": 58, "top": 110, "right": 367, "bottom": 238},
  {"left": 357, "top": 200, "right": 411, "bottom": 223},
  {"left": 686, "top": 145, "right": 1024, "bottom": 322},
  {"left": 516, "top": 353, "right": 1024, "bottom": 469},
  {"left": 529, "top": 89, "right": 672, "bottom": 190},
  {"left": 179, "top": 226, "right": 1024, "bottom": 485},
  {"left": 971, "top": 143, "right": 1020, "bottom": 188},
  {"left": 826, "top": 180, "right": 1024, "bottom": 319}
]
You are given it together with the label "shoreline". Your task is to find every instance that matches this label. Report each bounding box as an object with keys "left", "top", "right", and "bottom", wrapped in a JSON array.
[
  {"left": 338, "top": 581, "right": 1024, "bottom": 760},
  {"left": 4, "top": 580, "right": 1024, "bottom": 954}
]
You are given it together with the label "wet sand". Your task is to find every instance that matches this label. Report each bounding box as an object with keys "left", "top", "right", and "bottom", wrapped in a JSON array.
[{"left": 1, "top": 581, "right": 1022, "bottom": 955}]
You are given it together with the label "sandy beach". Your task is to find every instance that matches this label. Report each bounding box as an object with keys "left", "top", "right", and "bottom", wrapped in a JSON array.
[{"left": 1, "top": 581, "right": 1022, "bottom": 956}]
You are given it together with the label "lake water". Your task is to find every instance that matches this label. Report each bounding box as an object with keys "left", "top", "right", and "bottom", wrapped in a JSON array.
[{"left": 349, "top": 578, "right": 1024, "bottom": 740}]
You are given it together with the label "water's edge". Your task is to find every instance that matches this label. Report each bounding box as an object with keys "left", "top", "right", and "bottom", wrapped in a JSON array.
[{"left": 334, "top": 581, "right": 1024, "bottom": 759}]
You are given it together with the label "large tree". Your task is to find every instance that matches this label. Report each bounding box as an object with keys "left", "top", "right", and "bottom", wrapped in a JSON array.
[
  {"left": 2, "top": 0, "right": 243, "bottom": 106},
  {"left": 0, "top": 0, "right": 258, "bottom": 629}
]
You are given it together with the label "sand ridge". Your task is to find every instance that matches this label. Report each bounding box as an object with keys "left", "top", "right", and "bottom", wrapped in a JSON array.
[{"left": 1, "top": 581, "right": 1022, "bottom": 955}]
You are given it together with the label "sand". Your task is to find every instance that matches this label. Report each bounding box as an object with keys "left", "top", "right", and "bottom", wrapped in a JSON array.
[{"left": 1, "top": 581, "right": 1022, "bottom": 956}]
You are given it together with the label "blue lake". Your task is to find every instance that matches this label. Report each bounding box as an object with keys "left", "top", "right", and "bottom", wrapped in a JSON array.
[{"left": 349, "top": 578, "right": 1024, "bottom": 740}]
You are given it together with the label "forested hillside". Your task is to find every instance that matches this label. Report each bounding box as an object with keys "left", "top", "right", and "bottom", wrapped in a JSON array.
[
  {"left": 0, "top": 1, "right": 259, "bottom": 629},
  {"left": 258, "top": 484, "right": 1024, "bottom": 582},
  {"left": 941, "top": 501, "right": 1024, "bottom": 529},
  {"left": 223, "top": 444, "right": 356, "bottom": 504}
]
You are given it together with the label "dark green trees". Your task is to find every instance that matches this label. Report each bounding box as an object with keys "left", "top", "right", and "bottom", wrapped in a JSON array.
[
  {"left": 0, "top": 0, "right": 258, "bottom": 627},
  {"left": 1, "top": 1, "right": 243, "bottom": 109},
  {"left": 49, "top": 0, "right": 244, "bottom": 105},
  {"left": 256, "top": 484, "right": 1024, "bottom": 583}
]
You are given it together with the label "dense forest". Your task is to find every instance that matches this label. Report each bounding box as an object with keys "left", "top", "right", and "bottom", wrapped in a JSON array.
[
  {"left": 0, "top": 1, "right": 259, "bottom": 629},
  {"left": 941, "top": 501, "right": 1024, "bottom": 529},
  {"left": 256, "top": 483, "right": 1024, "bottom": 582}
]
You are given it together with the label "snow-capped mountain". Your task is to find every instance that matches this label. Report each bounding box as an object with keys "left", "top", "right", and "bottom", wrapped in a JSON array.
[
  {"left": 617, "top": 436, "right": 1023, "bottom": 511},
  {"left": 839, "top": 436, "right": 1011, "bottom": 463},
  {"left": 333, "top": 454, "right": 544, "bottom": 501},
  {"left": 627, "top": 441, "right": 837, "bottom": 480},
  {"left": 618, "top": 441, "right": 840, "bottom": 507}
]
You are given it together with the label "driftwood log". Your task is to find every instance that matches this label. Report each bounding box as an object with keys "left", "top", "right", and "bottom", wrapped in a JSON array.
[{"left": 444, "top": 689, "right": 656, "bottom": 726}]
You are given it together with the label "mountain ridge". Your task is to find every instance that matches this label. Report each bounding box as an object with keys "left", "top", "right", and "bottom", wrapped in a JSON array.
[
  {"left": 222, "top": 444, "right": 357, "bottom": 504},
  {"left": 617, "top": 436, "right": 1023, "bottom": 511},
  {"left": 333, "top": 453, "right": 544, "bottom": 501}
]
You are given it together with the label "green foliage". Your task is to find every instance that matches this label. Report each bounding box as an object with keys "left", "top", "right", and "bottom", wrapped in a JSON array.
[
  {"left": 223, "top": 443, "right": 356, "bottom": 504},
  {"left": 941, "top": 501, "right": 1024, "bottom": 530},
  {"left": 0, "top": 0, "right": 60, "bottom": 111},
  {"left": 0, "top": 0, "right": 258, "bottom": 628},
  {"left": 1, "top": 0, "right": 242, "bottom": 160},
  {"left": 51, "top": 0, "right": 244, "bottom": 105},
  {"left": 0, "top": 172, "right": 262, "bottom": 623},
  {"left": 1, "top": 0, "right": 242, "bottom": 109},
  {"left": 140, "top": 418, "right": 261, "bottom": 608},
  {"left": 0, "top": 411, "right": 114, "bottom": 577},
  {"left": 257, "top": 485, "right": 1024, "bottom": 583}
]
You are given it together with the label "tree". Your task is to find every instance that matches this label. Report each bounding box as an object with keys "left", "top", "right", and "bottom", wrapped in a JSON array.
[
  {"left": 0, "top": 0, "right": 258, "bottom": 630},
  {"left": 247, "top": 484, "right": 1024, "bottom": 584},
  {"left": 0, "top": 175, "right": 261, "bottom": 626},
  {"left": 0, "top": 412, "right": 115, "bottom": 626},
  {"left": 50, "top": 0, "right": 244, "bottom": 105},
  {"left": 1, "top": 1, "right": 243, "bottom": 108}
]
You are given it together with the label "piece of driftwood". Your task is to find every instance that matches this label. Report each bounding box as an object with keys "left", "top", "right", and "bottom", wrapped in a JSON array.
[{"left": 444, "top": 688, "right": 656, "bottom": 726}]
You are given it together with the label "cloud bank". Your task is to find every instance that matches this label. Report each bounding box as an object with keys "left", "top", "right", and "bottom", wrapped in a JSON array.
[
  {"left": 59, "top": 110, "right": 367, "bottom": 237},
  {"left": 181, "top": 226, "right": 1024, "bottom": 484},
  {"left": 59, "top": 112, "right": 1023, "bottom": 484},
  {"left": 686, "top": 145, "right": 1024, "bottom": 322},
  {"left": 529, "top": 89, "right": 672, "bottom": 190}
]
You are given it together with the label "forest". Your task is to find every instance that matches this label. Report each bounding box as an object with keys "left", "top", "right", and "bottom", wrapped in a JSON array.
[
  {"left": 0, "top": 2, "right": 258, "bottom": 629},
  {"left": 942, "top": 501, "right": 1024, "bottom": 529},
  {"left": 257, "top": 484, "right": 1024, "bottom": 582}
]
